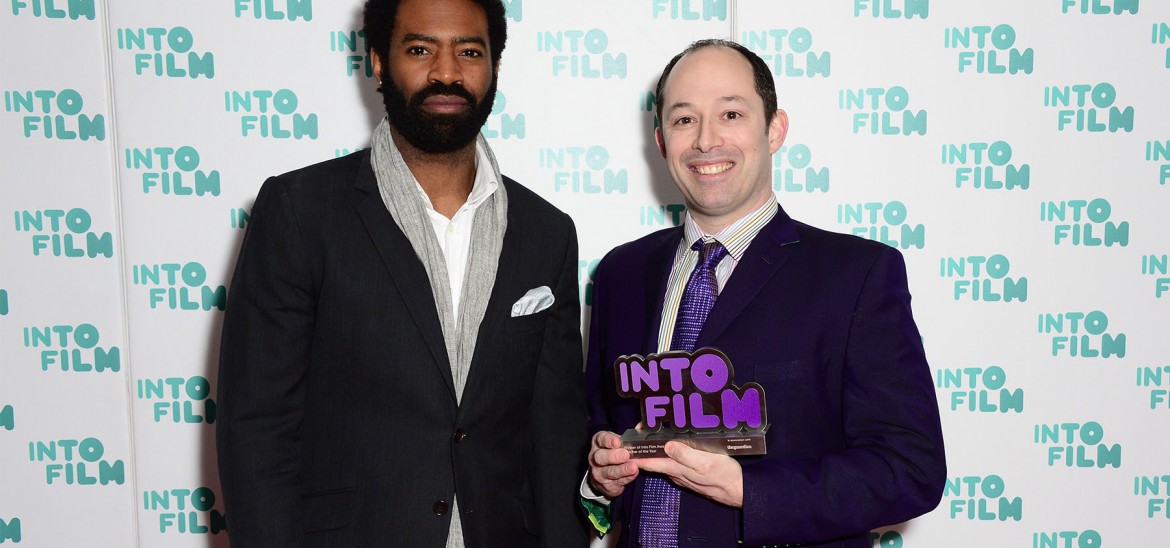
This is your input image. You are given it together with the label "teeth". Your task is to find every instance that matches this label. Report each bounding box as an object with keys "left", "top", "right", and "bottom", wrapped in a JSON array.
[{"left": 694, "top": 163, "right": 732, "bottom": 175}]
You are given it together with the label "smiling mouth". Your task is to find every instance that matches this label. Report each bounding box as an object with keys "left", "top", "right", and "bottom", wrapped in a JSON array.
[{"left": 691, "top": 162, "right": 733, "bottom": 175}]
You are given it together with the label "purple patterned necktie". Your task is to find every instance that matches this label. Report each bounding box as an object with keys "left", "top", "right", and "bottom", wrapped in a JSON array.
[{"left": 639, "top": 239, "right": 729, "bottom": 548}]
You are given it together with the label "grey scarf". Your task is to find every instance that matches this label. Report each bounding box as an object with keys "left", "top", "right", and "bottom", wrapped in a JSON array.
[
  {"left": 370, "top": 117, "right": 508, "bottom": 403},
  {"left": 371, "top": 118, "right": 507, "bottom": 548}
]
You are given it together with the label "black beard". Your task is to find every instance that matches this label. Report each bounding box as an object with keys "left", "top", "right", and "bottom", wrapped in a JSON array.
[{"left": 382, "top": 75, "right": 497, "bottom": 154}]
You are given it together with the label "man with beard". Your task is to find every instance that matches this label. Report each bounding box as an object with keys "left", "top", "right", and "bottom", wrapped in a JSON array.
[{"left": 215, "top": 0, "right": 588, "bottom": 546}]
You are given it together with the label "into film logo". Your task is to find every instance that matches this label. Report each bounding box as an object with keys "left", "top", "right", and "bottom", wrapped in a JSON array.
[
  {"left": 1032, "top": 530, "right": 1102, "bottom": 547},
  {"left": 1143, "top": 254, "right": 1170, "bottom": 298},
  {"left": 944, "top": 474, "right": 1022, "bottom": 521},
  {"left": 1061, "top": 0, "right": 1138, "bottom": 15},
  {"left": 536, "top": 29, "right": 627, "bottom": 79},
  {"left": 943, "top": 141, "right": 1029, "bottom": 190},
  {"left": 331, "top": 29, "right": 372, "bottom": 78},
  {"left": 1038, "top": 310, "right": 1127, "bottom": 358},
  {"left": 652, "top": 0, "right": 726, "bottom": 21},
  {"left": 640, "top": 203, "right": 686, "bottom": 227},
  {"left": 1135, "top": 475, "right": 1170, "bottom": 518},
  {"left": 4, "top": 90, "right": 105, "bottom": 141},
  {"left": 14, "top": 208, "right": 114, "bottom": 258},
  {"left": 853, "top": 0, "right": 928, "bottom": 19},
  {"left": 29, "top": 437, "right": 126, "bottom": 485},
  {"left": 1040, "top": 198, "right": 1129, "bottom": 247},
  {"left": 117, "top": 27, "right": 214, "bottom": 79},
  {"left": 504, "top": 0, "right": 521, "bottom": 21},
  {"left": 144, "top": 487, "right": 226, "bottom": 534},
  {"left": 230, "top": 206, "right": 251, "bottom": 230},
  {"left": 836, "top": 201, "right": 925, "bottom": 250},
  {"left": 742, "top": 28, "right": 831, "bottom": 78},
  {"left": 482, "top": 90, "right": 525, "bottom": 140},
  {"left": 936, "top": 366, "right": 1024, "bottom": 414},
  {"left": 1044, "top": 83, "right": 1134, "bottom": 133},
  {"left": 10, "top": 0, "right": 94, "bottom": 19},
  {"left": 839, "top": 87, "right": 926, "bottom": 136},
  {"left": 1137, "top": 365, "right": 1170, "bottom": 410},
  {"left": 132, "top": 262, "right": 227, "bottom": 312},
  {"left": 0, "top": 516, "right": 20, "bottom": 543},
  {"left": 773, "top": 144, "right": 829, "bottom": 193},
  {"left": 579, "top": 258, "right": 599, "bottom": 307},
  {"left": 23, "top": 323, "right": 120, "bottom": 373},
  {"left": 1, "top": 403, "right": 12, "bottom": 431},
  {"left": 939, "top": 254, "right": 1027, "bottom": 303},
  {"left": 126, "top": 146, "right": 221, "bottom": 197},
  {"left": 138, "top": 376, "right": 216, "bottom": 424},
  {"left": 1147, "top": 139, "right": 1169, "bottom": 185},
  {"left": 1155, "top": 23, "right": 1169, "bottom": 69},
  {"left": 233, "top": 0, "right": 311, "bottom": 21},
  {"left": 869, "top": 529, "right": 902, "bottom": 547},
  {"left": 944, "top": 24, "right": 1033, "bottom": 75},
  {"left": 1034, "top": 421, "right": 1122, "bottom": 468},
  {"left": 539, "top": 145, "right": 626, "bottom": 195},
  {"left": 225, "top": 89, "right": 318, "bottom": 139}
]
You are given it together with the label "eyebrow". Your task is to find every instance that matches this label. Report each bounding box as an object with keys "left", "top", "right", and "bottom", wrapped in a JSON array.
[
  {"left": 665, "top": 95, "right": 748, "bottom": 115},
  {"left": 401, "top": 33, "right": 487, "bottom": 48}
]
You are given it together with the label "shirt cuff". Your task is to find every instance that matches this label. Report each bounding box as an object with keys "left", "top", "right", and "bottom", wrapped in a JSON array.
[
  {"left": 578, "top": 472, "right": 613, "bottom": 536},
  {"left": 579, "top": 472, "right": 611, "bottom": 503}
]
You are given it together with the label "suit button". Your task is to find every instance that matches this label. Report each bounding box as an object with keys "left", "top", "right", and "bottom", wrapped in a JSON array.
[
  {"left": 453, "top": 428, "right": 466, "bottom": 443},
  {"left": 433, "top": 500, "right": 449, "bottom": 515}
]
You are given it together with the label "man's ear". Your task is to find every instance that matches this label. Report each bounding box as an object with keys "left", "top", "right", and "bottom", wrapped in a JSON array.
[
  {"left": 655, "top": 127, "right": 667, "bottom": 158},
  {"left": 768, "top": 109, "right": 789, "bottom": 154},
  {"left": 371, "top": 49, "right": 384, "bottom": 89}
]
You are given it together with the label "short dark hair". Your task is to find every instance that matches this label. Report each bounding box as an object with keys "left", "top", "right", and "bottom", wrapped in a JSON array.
[
  {"left": 363, "top": 0, "right": 508, "bottom": 68},
  {"left": 654, "top": 39, "right": 778, "bottom": 129}
]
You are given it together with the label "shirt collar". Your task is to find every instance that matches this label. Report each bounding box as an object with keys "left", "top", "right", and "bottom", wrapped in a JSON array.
[
  {"left": 681, "top": 197, "right": 779, "bottom": 261},
  {"left": 412, "top": 139, "right": 500, "bottom": 214}
]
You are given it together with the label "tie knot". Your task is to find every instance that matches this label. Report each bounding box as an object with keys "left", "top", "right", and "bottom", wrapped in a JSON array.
[{"left": 691, "top": 239, "right": 728, "bottom": 269}]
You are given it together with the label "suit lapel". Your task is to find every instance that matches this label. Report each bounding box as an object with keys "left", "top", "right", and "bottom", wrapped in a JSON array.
[
  {"left": 352, "top": 152, "right": 457, "bottom": 403},
  {"left": 698, "top": 205, "right": 801, "bottom": 347},
  {"left": 456, "top": 180, "right": 521, "bottom": 407}
]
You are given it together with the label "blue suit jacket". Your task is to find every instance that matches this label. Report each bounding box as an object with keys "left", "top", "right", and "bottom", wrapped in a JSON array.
[{"left": 585, "top": 204, "right": 945, "bottom": 547}]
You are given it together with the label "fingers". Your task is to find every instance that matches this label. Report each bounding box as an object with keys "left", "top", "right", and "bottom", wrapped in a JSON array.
[
  {"left": 662, "top": 441, "right": 707, "bottom": 472},
  {"left": 589, "top": 432, "right": 630, "bottom": 467},
  {"left": 592, "top": 430, "right": 622, "bottom": 451},
  {"left": 587, "top": 431, "right": 637, "bottom": 498},
  {"left": 634, "top": 456, "right": 683, "bottom": 477}
]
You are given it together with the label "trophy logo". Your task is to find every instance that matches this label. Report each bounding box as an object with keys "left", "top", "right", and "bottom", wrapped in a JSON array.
[{"left": 614, "top": 347, "right": 768, "bottom": 457}]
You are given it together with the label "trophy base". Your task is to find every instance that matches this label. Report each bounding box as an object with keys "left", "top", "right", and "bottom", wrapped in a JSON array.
[{"left": 619, "top": 427, "right": 767, "bottom": 458}]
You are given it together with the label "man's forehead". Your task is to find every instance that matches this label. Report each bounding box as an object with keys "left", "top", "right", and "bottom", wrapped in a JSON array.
[
  {"left": 663, "top": 47, "right": 758, "bottom": 107},
  {"left": 393, "top": 0, "right": 489, "bottom": 38}
]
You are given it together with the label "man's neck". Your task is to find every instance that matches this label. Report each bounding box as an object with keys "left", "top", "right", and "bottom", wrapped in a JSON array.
[{"left": 391, "top": 127, "right": 477, "bottom": 219}]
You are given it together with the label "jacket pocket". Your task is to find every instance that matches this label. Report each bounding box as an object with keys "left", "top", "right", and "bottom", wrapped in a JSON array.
[{"left": 504, "top": 309, "right": 549, "bottom": 334}]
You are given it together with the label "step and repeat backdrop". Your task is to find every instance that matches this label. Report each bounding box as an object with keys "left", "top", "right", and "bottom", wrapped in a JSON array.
[{"left": 2, "top": 0, "right": 1168, "bottom": 546}]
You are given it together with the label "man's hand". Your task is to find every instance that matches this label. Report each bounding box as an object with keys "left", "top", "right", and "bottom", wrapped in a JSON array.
[
  {"left": 636, "top": 441, "right": 744, "bottom": 508},
  {"left": 588, "top": 431, "right": 639, "bottom": 498}
]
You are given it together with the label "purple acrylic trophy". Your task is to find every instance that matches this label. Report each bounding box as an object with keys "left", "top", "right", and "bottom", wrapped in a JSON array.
[{"left": 614, "top": 347, "right": 768, "bottom": 458}]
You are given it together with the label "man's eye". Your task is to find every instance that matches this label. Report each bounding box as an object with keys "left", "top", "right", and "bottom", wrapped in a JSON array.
[
  {"left": 675, "top": 116, "right": 694, "bottom": 125},
  {"left": 407, "top": 46, "right": 429, "bottom": 55},
  {"left": 725, "top": 111, "right": 741, "bottom": 120},
  {"left": 461, "top": 49, "right": 484, "bottom": 58}
]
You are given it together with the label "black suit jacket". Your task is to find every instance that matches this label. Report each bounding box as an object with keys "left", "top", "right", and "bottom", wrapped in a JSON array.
[
  {"left": 217, "top": 150, "right": 588, "bottom": 547},
  {"left": 586, "top": 205, "right": 946, "bottom": 547}
]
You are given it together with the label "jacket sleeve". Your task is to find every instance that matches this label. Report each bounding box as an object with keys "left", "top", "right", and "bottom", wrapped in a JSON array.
[
  {"left": 216, "top": 178, "right": 315, "bottom": 547},
  {"left": 740, "top": 246, "right": 947, "bottom": 546},
  {"left": 528, "top": 216, "right": 590, "bottom": 547}
]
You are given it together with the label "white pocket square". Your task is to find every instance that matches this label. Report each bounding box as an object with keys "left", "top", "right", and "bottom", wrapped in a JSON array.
[{"left": 511, "top": 286, "right": 554, "bottom": 317}]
